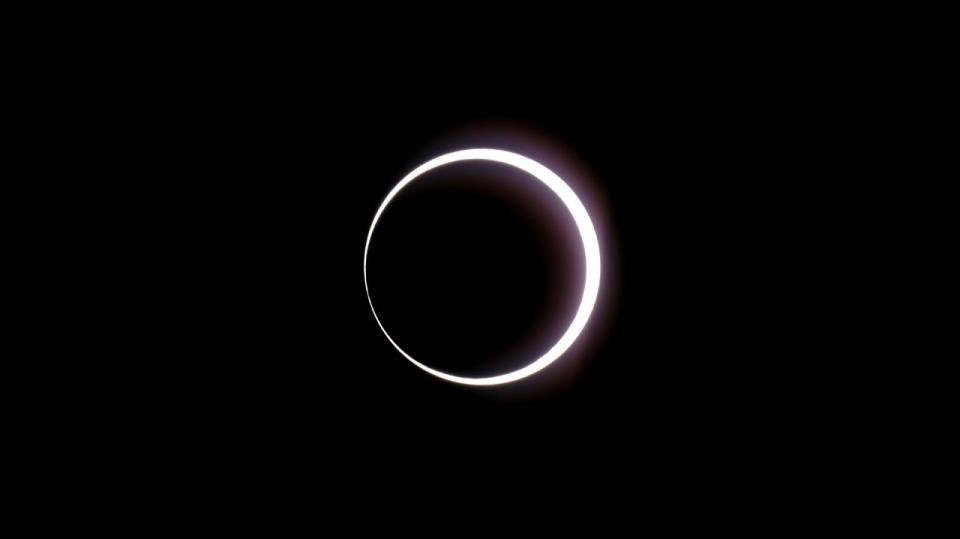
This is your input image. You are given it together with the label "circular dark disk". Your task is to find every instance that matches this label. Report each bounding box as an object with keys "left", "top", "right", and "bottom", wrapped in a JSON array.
[{"left": 366, "top": 160, "right": 584, "bottom": 378}]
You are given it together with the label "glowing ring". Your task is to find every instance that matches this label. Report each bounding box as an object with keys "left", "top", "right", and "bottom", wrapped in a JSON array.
[{"left": 364, "top": 149, "right": 601, "bottom": 386}]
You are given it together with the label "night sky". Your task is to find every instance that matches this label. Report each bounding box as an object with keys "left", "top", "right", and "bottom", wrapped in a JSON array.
[{"left": 108, "top": 30, "right": 845, "bottom": 495}]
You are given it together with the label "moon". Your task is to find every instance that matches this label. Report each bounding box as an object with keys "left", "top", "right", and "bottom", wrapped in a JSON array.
[{"left": 364, "top": 149, "right": 601, "bottom": 386}]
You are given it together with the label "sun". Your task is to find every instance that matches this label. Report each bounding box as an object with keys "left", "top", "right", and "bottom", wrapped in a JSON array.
[{"left": 364, "top": 149, "right": 601, "bottom": 386}]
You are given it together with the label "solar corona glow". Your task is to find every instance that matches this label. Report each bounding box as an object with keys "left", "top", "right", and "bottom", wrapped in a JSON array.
[{"left": 364, "top": 149, "right": 601, "bottom": 386}]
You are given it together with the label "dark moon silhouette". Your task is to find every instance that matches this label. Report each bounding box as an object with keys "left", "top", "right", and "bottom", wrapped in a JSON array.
[{"left": 365, "top": 159, "right": 585, "bottom": 379}]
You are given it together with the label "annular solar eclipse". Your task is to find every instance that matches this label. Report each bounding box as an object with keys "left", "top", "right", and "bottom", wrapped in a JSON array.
[{"left": 364, "top": 148, "right": 601, "bottom": 386}]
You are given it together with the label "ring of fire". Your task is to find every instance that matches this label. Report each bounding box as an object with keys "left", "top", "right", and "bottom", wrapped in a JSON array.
[{"left": 364, "top": 149, "right": 601, "bottom": 386}]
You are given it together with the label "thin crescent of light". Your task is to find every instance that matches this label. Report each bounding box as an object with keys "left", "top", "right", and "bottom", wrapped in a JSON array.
[{"left": 363, "top": 148, "right": 601, "bottom": 386}]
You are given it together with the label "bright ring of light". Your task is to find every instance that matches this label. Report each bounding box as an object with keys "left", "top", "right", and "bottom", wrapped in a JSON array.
[{"left": 364, "top": 149, "right": 601, "bottom": 386}]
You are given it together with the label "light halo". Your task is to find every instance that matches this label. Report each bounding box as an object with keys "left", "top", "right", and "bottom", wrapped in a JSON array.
[{"left": 363, "top": 148, "right": 601, "bottom": 386}]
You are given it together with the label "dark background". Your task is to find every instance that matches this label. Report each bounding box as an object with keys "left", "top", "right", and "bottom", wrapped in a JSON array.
[
  {"left": 87, "top": 22, "right": 860, "bottom": 487},
  {"left": 8, "top": 7, "right": 910, "bottom": 524},
  {"left": 144, "top": 80, "right": 816, "bottom": 438}
]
